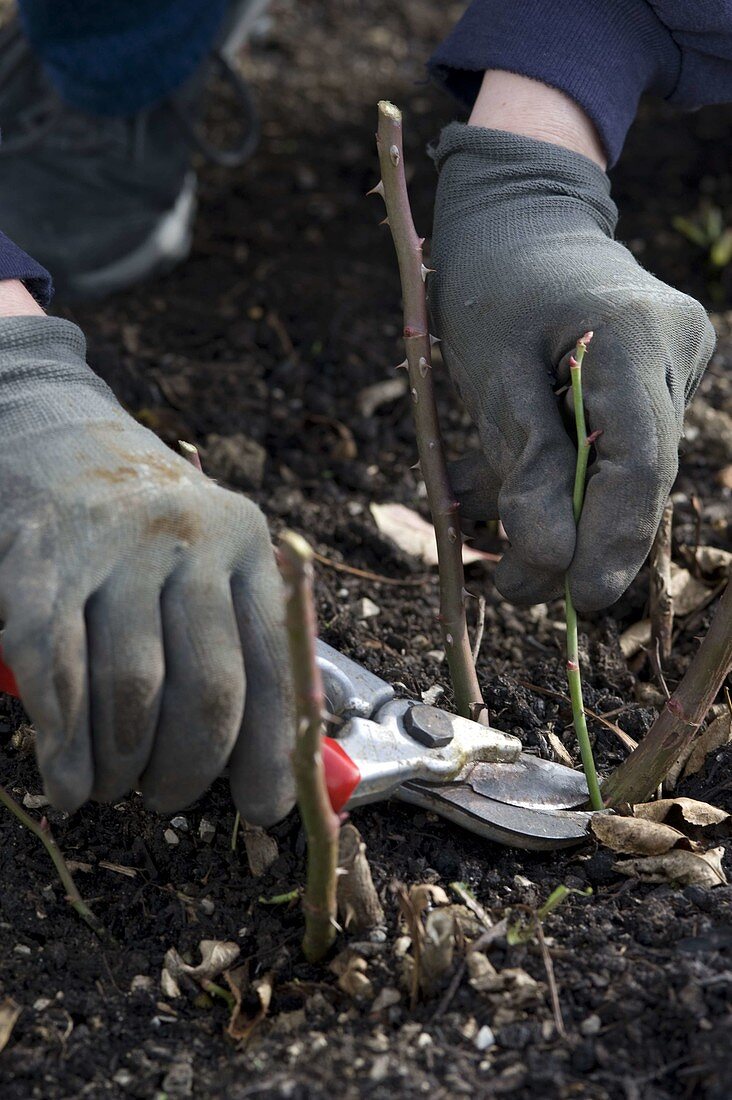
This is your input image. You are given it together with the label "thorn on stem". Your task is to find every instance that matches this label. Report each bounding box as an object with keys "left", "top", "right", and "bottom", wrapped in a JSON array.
[
  {"left": 418, "top": 356, "right": 430, "bottom": 377},
  {"left": 379, "top": 217, "right": 390, "bottom": 227},
  {"left": 366, "top": 180, "right": 385, "bottom": 198},
  {"left": 395, "top": 359, "right": 409, "bottom": 371},
  {"left": 420, "top": 264, "right": 435, "bottom": 282},
  {"left": 429, "top": 334, "right": 441, "bottom": 346}
]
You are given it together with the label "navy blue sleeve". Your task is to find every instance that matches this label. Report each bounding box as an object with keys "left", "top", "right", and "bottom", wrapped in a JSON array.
[
  {"left": 0, "top": 230, "right": 53, "bottom": 307},
  {"left": 430, "top": 0, "right": 732, "bottom": 166}
]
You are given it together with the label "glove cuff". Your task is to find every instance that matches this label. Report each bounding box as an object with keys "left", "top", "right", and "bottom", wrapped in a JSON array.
[
  {"left": 432, "top": 123, "right": 618, "bottom": 238},
  {"left": 0, "top": 314, "right": 121, "bottom": 437}
]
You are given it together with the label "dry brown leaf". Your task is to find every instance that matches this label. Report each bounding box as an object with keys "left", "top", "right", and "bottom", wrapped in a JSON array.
[
  {"left": 419, "top": 909, "right": 456, "bottom": 995},
  {"left": 693, "top": 545, "right": 732, "bottom": 578},
  {"left": 591, "top": 813, "right": 691, "bottom": 856},
  {"left": 634, "top": 797, "right": 730, "bottom": 831},
  {"left": 614, "top": 847, "right": 727, "bottom": 888},
  {"left": 337, "top": 823, "right": 385, "bottom": 933},
  {"left": 0, "top": 999, "right": 21, "bottom": 1054},
  {"left": 681, "top": 713, "right": 732, "bottom": 780},
  {"left": 330, "top": 950, "right": 374, "bottom": 999},
  {"left": 619, "top": 619, "right": 652, "bottom": 660},
  {"left": 162, "top": 940, "right": 241, "bottom": 998},
  {"left": 669, "top": 563, "right": 712, "bottom": 616},
  {"left": 370, "top": 503, "right": 499, "bottom": 568},
  {"left": 225, "top": 966, "right": 273, "bottom": 1041},
  {"left": 407, "top": 883, "right": 450, "bottom": 916},
  {"left": 242, "top": 823, "right": 279, "bottom": 877}
]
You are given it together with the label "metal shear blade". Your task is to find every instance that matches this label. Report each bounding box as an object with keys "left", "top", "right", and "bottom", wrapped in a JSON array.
[{"left": 317, "top": 640, "right": 595, "bottom": 851}]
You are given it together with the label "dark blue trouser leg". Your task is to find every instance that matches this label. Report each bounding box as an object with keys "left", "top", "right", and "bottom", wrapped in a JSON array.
[{"left": 17, "top": 0, "right": 229, "bottom": 116}]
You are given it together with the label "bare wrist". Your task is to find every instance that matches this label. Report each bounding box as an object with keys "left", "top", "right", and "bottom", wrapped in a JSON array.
[
  {"left": 0, "top": 279, "right": 46, "bottom": 318},
  {"left": 469, "top": 71, "right": 606, "bottom": 170}
]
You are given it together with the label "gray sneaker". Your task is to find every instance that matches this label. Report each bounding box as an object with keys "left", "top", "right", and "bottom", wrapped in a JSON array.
[{"left": 0, "top": 1, "right": 268, "bottom": 300}]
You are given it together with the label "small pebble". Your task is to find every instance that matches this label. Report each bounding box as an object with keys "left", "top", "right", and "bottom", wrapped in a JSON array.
[
  {"left": 199, "top": 898, "right": 215, "bottom": 916},
  {"left": 581, "top": 1014, "right": 602, "bottom": 1037},
  {"left": 163, "top": 829, "right": 179, "bottom": 846},
  {"left": 13, "top": 944, "right": 31, "bottom": 956},
  {"left": 22, "top": 793, "right": 49, "bottom": 810},
  {"left": 130, "top": 975, "right": 154, "bottom": 994},
  {"left": 170, "top": 816, "right": 189, "bottom": 832},
  {"left": 33, "top": 997, "right": 51, "bottom": 1011},
  {"left": 337, "top": 588, "right": 349, "bottom": 599},
  {"left": 475, "top": 1025, "right": 496, "bottom": 1051},
  {"left": 198, "top": 818, "right": 216, "bottom": 844},
  {"left": 356, "top": 597, "right": 380, "bottom": 620}
]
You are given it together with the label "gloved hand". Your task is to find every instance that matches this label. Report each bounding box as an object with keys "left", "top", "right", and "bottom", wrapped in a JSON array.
[
  {"left": 0, "top": 315, "right": 293, "bottom": 823},
  {"left": 430, "top": 125, "right": 716, "bottom": 611}
]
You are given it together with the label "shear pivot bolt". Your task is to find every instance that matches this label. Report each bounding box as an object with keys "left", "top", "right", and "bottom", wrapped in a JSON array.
[{"left": 404, "top": 704, "right": 454, "bottom": 748}]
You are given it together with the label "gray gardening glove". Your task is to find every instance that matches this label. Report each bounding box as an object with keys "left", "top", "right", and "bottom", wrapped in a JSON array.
[
  {"left": 430, "top": 125, "right": 716, "bottom": 611},
  {"left": 0, "top": 315, "right": 293, "bottom": 823}
]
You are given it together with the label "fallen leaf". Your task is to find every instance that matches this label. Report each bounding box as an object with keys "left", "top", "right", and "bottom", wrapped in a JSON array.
[
  {"left": 591, "top": 814, "right": 690, "bottom": 856},
  {"left": 225, "top": 966, "right": 273, "bottom": 1041},
  {"left": 614, "top": 847, "right": 727, "bottom": 888},
  {"left": 370, "top": 503, "right": 499, "bottom": 568},
  {"left": 419, "top": 909, "right": 456, "bottom": 995},
  {"left": 330, "top": 949, "right": 373, "bottom": 999},
  {"left": 162, "top": 940, "right": 241, "bottom": 998},
  {"left": 406, "top": 883, "right": 450, "bottom": 916},
  {"left": 0, "top": 999, "right": 21, "bottom": 1054},
  {"left": 242, "top": 823, "right": 279, "bottom": 878},
  {"left": 634, "top": 797, "right": 730, "bottom": 831},
  {"left": 680, "top": 713, "right": 732, "bottom": 780},
  {"left": 619, "top": 619, "right": 652, "bottom": 660},
  {"left": 669, "top": 563, "right": 712, "bottom": 616},
  {"left": 693, "top": 545, "right": 732, "bottom": 578}
]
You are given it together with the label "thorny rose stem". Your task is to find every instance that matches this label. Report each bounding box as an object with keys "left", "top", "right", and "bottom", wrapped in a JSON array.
[
  {"left": 279, "top": 530, "right": 339, "bottom": 963},
  {"left": 372, "top": 100, "right": 486, "bottom": 721},
  {"left": 565, "top": 334, "right": 604, "bottom": 811}
]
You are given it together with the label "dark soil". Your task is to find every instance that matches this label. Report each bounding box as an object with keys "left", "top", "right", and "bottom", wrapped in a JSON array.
[{"left": 2, "top": 2, "right": 732, "bottom": 1098}]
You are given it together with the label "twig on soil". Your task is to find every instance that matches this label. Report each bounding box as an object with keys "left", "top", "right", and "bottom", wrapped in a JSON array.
[
  {"left": 650, "top": 500, "right": 674, "bottom": 664},
  {"left": 279, "top": 530, "right": 340, "bottom": 963},
  {"left": 535, "top": 919, "right": 566, "bottom": 1040},
  {"left": 565, "top": 333, "right": 603, "bottom": 811},
  {"left": 603, "top": 577, "right": 732, "bottom": 806},
  {"left": 372, "top": 100, "right": 486, "bottom": 723},
  {"left": 0, "top": 784, "right": 103, "bottom": 936},
  {"left": 311, "top": 549, "right": 430, "bottom": 587},
  {"left": 519, "top": 681, "right": 638, "bottom": 753}
]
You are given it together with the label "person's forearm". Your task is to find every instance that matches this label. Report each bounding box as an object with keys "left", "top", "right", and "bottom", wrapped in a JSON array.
[
  {"left": 468, "top": 70, "right": 606, "bottom": 169},
  {"left": 0, "top": 280, "right": 46, "bottom": 317}
]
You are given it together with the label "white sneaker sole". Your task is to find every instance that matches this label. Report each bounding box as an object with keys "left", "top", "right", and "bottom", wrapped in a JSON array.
[{"left": 67, "top": 170, "right": 197, "bottom": 299}]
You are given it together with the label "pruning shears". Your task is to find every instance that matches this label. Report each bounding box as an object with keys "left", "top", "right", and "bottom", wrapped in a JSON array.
[
  {"left": 0, "top": 643, "right": 594, "bottom": 850},
  {"left": 316, "top": 642, "right": 594, "bottom": 850}
]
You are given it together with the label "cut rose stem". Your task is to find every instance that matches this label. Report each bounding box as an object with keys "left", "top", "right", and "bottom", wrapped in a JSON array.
[
  {"left": 565, "top": 333, "right": 603, "bottom": 811},
  {"left": 603, "top": 577, "right": 732, "bottom": 806},
  {"left": 373, "top": 100, "right": 485, "bottom": 721},
  {"left": 0, "top": 784, "right": 103, "bottom": 935},
  {"left": 279, "top": 530, "right": 339, "bottom": 962}
]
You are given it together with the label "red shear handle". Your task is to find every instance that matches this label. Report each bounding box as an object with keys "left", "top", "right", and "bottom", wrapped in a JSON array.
[
  {"left": 322, "top": 736, "right": 361, "bottom": 813},
  {"left": 0, "top": 654, "right": 360, "bottom": 812},
  {"left": 0, "top": 651, "right": 19, "bottom": 698}
]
